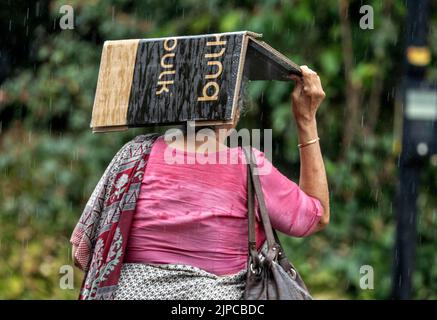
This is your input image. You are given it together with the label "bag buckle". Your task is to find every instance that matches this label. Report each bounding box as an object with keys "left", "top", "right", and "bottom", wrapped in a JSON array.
[
  {"left": 250, "top": 263, "right": 262, "bottom": 275},
  {"left": 288, "top": 267, "right": 297, "bottom": 280}
]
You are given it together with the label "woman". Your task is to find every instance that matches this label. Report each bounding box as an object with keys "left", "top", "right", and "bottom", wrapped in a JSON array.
[{"left": 71, "top": 66, "right": 329, "bottom": 300}]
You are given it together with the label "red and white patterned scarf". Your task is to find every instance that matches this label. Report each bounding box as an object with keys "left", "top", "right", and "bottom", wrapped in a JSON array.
[{"left": 70, "top": 133, "right": 159, "bottom": 299}]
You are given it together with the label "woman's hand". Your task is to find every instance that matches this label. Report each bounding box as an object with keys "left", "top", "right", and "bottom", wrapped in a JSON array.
[
  {"left": 290, "top": 65, "right": 326, "bottom": 128},
  {"left": 288, "top": 65, "right": 330, "bottom": 231}
]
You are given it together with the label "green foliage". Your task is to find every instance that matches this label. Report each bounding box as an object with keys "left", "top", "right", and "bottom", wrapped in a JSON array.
[{"left": 0, "top": 0, "right": 436, "bottom": 299}]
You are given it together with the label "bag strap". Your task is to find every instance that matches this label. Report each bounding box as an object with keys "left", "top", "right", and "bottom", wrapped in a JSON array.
[
  {"left": 244, "top": 146, "right": 306, "bottom": 283},
  {"left": 246, "top": 164, "right": 260, "bottom": 266},
  {"left": 243, "top": 146, "right": 280, "bottom": 265}
]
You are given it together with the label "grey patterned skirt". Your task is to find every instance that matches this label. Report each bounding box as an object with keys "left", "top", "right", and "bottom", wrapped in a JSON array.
[{"left": 113, "top": 263, "right": 247, "bottom": 300}]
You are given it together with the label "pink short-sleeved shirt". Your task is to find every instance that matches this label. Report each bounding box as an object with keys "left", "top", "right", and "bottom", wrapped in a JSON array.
[{"left": 124, "top": 136, "right": 323, "bottom": 275}]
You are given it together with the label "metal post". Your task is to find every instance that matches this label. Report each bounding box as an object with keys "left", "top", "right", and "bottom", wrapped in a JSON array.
[
  {"left": 392, "top": 0, "right": 429, "bottom": 299},
  {"left": 392, "top": 163, "right": 419, "bottom": 299}
]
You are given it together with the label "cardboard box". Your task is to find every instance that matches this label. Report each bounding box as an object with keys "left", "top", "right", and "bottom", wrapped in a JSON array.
[{"left": 91, "top": 31, "right": 301, "bottom": 132}]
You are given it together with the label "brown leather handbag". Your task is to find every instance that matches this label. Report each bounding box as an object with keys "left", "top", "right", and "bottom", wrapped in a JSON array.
[{"left": 242, "top": 146, "right": 313, "bottom": 300}]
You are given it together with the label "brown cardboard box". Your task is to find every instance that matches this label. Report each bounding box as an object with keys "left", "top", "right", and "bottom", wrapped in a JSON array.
[{"left": 91, "top": 31, "right": 301, "bottom": 132}]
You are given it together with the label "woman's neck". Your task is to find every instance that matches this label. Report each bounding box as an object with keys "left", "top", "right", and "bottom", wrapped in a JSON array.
[{"left": 170, "top": 128, "right": 229, "bottom": 153}]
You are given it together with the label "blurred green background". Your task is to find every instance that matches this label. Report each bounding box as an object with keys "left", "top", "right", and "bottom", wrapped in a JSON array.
[{"left": 0, "top": 0, "right": 436, "bottom": 299}]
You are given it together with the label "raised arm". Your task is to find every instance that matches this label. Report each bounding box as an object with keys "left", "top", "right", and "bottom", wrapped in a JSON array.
[{"left": 290, "top": 66, "right": 330, "bottom": 232}]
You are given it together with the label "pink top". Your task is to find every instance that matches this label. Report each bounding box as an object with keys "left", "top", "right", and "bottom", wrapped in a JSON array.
[{"left": 124, "top": 136, "right": 323, "bottom": 275}]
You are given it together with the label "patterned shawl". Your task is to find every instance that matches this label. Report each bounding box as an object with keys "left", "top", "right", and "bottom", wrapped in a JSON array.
[{"left": 70, "top": 133, "right": 159, "bottom": 300}]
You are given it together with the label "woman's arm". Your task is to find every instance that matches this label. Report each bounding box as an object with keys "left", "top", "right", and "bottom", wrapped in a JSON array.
[{"left": 290, "top": 66, "right": 330, "bottom": 231}]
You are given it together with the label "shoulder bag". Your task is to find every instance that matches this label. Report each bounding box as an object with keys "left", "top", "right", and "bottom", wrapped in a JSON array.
[{"left": 243, "top": 146, "right": 313, "bottom": 300}]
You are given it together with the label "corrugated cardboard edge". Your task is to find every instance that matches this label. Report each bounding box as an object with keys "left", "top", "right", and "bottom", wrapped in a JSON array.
[{"left": 90, "top": 39, "right": 139, "bottom": 132}]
